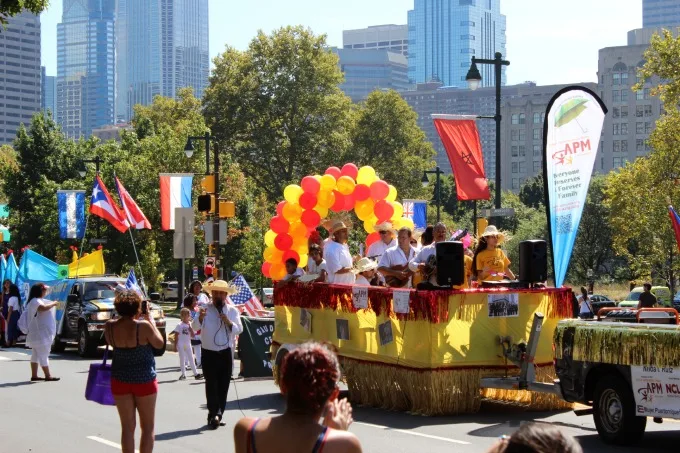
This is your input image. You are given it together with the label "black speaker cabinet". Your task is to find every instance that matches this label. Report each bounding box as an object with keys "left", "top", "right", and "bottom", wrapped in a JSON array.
[
  {"left": 436, "top": 241, "right": 464, "bottom": 286},
  {"left": 519, "top": 240, "right": 547, "bottom": 283}
]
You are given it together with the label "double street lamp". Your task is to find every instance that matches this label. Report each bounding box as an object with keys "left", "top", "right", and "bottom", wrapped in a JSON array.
[
  {"left": 465, "top": 52, "right": 510, "bottom": 210},
  {"left": 422, "top": 166, "right": 443, "bottom": 223}
]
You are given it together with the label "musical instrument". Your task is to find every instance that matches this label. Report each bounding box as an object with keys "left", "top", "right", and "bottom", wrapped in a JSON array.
[
  {"left": 417, "top": 254, "right": 437, "bottom": 285},
  {"left": 384, "top": 264, "right": 413, "bottom": 288}
]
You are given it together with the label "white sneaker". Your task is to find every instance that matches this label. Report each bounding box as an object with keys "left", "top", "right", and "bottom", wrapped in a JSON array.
[{"left": 179, "top": 375, "right": 186, "bottom": 381}]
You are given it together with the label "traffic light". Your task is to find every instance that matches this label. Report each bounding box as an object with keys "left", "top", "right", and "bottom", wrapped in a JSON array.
[
  {"left": 201, "top": 175, "right": 215, "bottom": 193},
  {"left": 219, "top": 201, "right": 235, "bottom": 218},
  {"left": 207, "top": 243, "right": 215, "bottom": 256},
  {"left": 197, "top": 194, "right": 216, "bottom": 213}
]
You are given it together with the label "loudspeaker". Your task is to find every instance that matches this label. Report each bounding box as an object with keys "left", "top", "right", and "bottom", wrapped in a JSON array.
[
  {"left": 436, "top": 241, "right": 464, "bottom": 286},
  {"left": 519, "top": 240, "right": 548, "bottom": 283}
]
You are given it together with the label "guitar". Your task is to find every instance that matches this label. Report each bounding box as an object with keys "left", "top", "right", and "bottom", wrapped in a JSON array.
[{"left": 384, "top": 264, "right": 413, "bottom": 288}]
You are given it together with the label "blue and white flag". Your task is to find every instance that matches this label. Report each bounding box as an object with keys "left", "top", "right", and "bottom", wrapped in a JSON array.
[
  {"left": 403, "top": 199, "right": 428, "bottom": 229},
  {"left": 125, "top": 268, "right": 145, "bottom": 298},
  {"left": 57, "top": 190, "right": 86, "bottom": 239}
]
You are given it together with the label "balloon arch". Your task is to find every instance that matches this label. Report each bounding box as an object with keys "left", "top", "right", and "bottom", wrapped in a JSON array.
[{"left": 262, "top": 163, "right": 415, "bottom": 280}]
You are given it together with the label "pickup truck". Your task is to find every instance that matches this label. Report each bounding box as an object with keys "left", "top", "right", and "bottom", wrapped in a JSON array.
[{"left": 480, "top": 307, "right": 680, "bottom": 445}]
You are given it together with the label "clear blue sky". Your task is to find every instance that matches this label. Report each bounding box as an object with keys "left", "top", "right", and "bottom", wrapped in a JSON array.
[{"left": 40, "top": 0, "right": 641, "bottom": 85}]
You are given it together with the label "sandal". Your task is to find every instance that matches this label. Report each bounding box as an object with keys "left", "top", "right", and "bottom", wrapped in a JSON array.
[
  {"left": 44, "top": 376, "right": 60, "bottom": 381},
  {"left": 30, "top": 377, "right": 44, "bottom": 381}
]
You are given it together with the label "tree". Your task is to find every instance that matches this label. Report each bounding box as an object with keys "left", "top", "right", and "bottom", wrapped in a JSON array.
[
  {"left": 1, "top": 0, "right": 49, "bottom": 25},
  {"left": 203, "top": 26, "right": 354, "bottom": 201},
  {"left": 519, "top": 173, "right": 544, "bottom": 209},
  {"left": 346, "top": 90, "right": 435, "bottom": 199}
]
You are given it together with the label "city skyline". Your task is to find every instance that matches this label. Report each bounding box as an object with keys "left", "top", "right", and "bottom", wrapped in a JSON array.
[{"left": 40, "top": 0, "right": 642, "bottom": 87}]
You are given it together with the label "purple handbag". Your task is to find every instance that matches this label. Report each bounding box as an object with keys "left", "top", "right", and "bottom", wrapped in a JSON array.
[{"left": 85, "top": 345, "right": 115, "bottom": 406}]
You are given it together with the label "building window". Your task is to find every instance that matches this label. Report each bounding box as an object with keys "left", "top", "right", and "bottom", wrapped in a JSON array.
[
  {"left": 511, "top": 145, "right": 518, "bottom": 157},
  {"left": 621, "top": 89, "right": 628, "bottom": 102},
  {"left": 644, "top": 105, "right": 653, "bottom": 117},
  {"left": 636, "top": 122, "right": 644, "bottom": 134},
  {"left": 637, "top": 90, "right": 644, "bottom": 100},
  {"left": 511, "top": 114, "right": 519, "bottom": 125},
  {"left": 613, "top": 157, "right": 624, "bottom": 168},
  {"left": 636, "top": 105, "right": 644, "bottom": 117},
  {"left": 621, "top": 123, "right": 628, "bottom": 135},
  {"left": 512, "top": 162, "right": 518, "bottom": 173},
  {"left": 613, "top": 107, "right": 620, "bottom": 118},
  {"left": 613, "top": 123, "right": 620, "bottom": 135},
  {"left": 518, "top": 113, "right": 526, "bottom": 124},
  {"left": 519, "top": 145, "right": 526, "bottom": 157},
  {"left": 512, "top": 178, "right": 519, "bottom": 190},
  {"left": 644, "top": 88, "right": 651, "bottom": 99},
  {"left": 459, "top": 0, "right": 476, "bottom": 5},
  {"left": 533, "top": 144, "right": 541, "bottom": 156},
  {"left": 613, "top": 140, "right": 620, "bottom": 153},
  {"left": 621, "top": 139, "right": 628, "bottom": 153},
  {"left": 460, "top": 48, "right": 475, "bottom": 54},
  {"left": 460, "top": 20, "right": 476, "bottom": 26},
  {"left": 519, "top": 129, "right": 525, "bottom": 141},
  {"left": 533, "top": 161, "right": 541, "bottom": 172},
  {"left": 460, "top": 35, "right": 475, "bottom": 40},
  {"left": 621, "top": 72, "right": 629, "bottom": 85},
  {"left": 511, "top": 130, "right": 519, "bottom": 141},
  {"left": 533, "top": 112, "right": 541, "bottom": 123},
  {"left": 533, "top": 128, "right": 541, "bottom": 140},
  {"left": 645, "top": 122, "right": 652, "bottom": 134},
  {"left": 613, "top": 73, "right": 620, "bottom": 85},
  {"left": 612, "top": 90, "right": 620, "bottom": 103},
  {"left": 519, "top": 161, "right": 526, "bottom": 173},
  {"left": 636, "top": 139, "right": 644, "bottom": 152}
]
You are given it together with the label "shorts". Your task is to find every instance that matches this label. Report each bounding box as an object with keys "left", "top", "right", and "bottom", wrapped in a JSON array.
[
  {"left": 30, "top": 344, "right": 51, "bottom": 367},
  {"left": 111, "top": 378, "right": 158, "bottom": 397}
]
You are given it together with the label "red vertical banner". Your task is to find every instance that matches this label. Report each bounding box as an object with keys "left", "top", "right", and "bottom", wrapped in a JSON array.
[
  {"left": 669, "top": 206, "right": 680, "bottom": 253},
  {"left": 433, "top": 117, "right": 490, "bottom": 201}
]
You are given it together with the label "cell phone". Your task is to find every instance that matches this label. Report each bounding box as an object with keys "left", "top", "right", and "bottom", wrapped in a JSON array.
[{"left": 141, "top": 300, "right": 148, "bottom": 315}]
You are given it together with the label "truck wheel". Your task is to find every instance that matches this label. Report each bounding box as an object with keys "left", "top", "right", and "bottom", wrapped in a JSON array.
[
  {"left": 78, "top": 324, "right": 98, "bottom": 358},
  {"left": 51, "top": 336, "right": 67, "bottom": 353},
  {"left": 593, "top": 373, "right": 647, "bottom": 444}
]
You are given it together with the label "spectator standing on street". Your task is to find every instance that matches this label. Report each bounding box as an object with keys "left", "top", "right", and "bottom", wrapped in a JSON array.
[
  {"left": 234, "top": 342, "right": 362, "bottom": 453},
  {"left": 577, "top": 287, "right": 594, "bottom": 319},
  {"left": 25, "top": 283, "right": 59, "bottom": 381},
  {"left": 4, "top": 284, "right": 21, "bottom": 346},
  {"left": 637, "top": 282, "right": 658, "bottom": 309},
  {"left": 173, "top": 308, "right": 203, "bottom": 381},
  {"left": 104, "top": 289, "right": 165, "bottom": 453},
  {"left": 0, "top": 279, "right": 10, "bottom": 346},
  {"left": 192, "top": 280, "right": 243, "bottom": 429},
  {"left": 183, "top": 293, "right": 203, "bottom": 368},
  {"left": 486, "top": 422, "right": 582, "bottom": 453}
]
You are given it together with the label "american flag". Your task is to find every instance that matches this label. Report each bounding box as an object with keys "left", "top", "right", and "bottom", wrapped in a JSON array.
[{"left": 228, "top": 274, "right": 264, "bottom": 317}]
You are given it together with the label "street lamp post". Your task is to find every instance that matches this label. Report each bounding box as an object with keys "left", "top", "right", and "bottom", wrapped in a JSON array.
[
  {"left": 184, "top": 132, "right": 222, "bottom": 280},
  {"left": 422, "top": 166, "right": 443, "bottom": 223},
  {"left": 79, "top": 155, "right": 106, "bottom": 243},
  {"left": 465, "top": 52, "right": 510, "bottom": 210}
]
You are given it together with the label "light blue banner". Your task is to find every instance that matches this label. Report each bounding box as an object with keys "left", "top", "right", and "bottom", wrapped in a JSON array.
[{"left": 16, "top": 250, "right": 60, "bottom": 305}]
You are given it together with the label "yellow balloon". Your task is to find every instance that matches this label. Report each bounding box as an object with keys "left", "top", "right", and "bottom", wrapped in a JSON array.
[
  {"left": 289, "top": 221, "right": 307, "bottom": 239},
  {"left": 387, "top": 184, "right": 397, "bottom": 202},
  {"left": 336, "top": 176, "right": 355, "bottom": 195},
  {"left": 392, "top": 218, "right": 403, "bottom": 229},
  {"left": 313, "top": 174, "right": 322, "bottom": 181},
  {"left": 298, "top": 254, "right": 309, "bottom": 268},
  {"left": 355, "top": 199, "right": 374, "bottom": 220},
  {"left": 283, "top": 184, "right": 303, "bottom": 204},
  {"left": 320, "top": 174, "right": 337, "bottom": 191},
  {"left": 317, "top": 190, "right": 335, "bottom": 209},
  {"left": 314, "top": 205, "right": 329, "bottom": 219},
  {"left": 294, "top": 243, "right": 308, "bottom": 255},
  {"left": 363, "top": 219, "right": 375, "bottom": 234},
  {"left": 391, "top": 202, "right": 404, "bottom": 220},
  {"left": 263, "top": 246, "right": 277, "bottom": 262},
  {"left": 271, "top": 263, "right": 287, "bottom": 281},
  {"left": 401, "top": 217, "right": 414, "bottom": 230},
  {"left": 282, "top": 202, "right": 303, "bottom": 222},
  {"left": 264, "top": 229, "right": 276, "bottom": 248},
  {"left": 356, "top": 166, "right": 377, "bottom": 186}
]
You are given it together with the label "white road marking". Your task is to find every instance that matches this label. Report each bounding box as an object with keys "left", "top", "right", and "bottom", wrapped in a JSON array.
[
  {"left": 0, "top": 356, "right": 10, "bottom": 361},
  {"left": 87, "top": 436, "right": 139, "bottom": 452},
  {"left": 354, "top": 421, "right": 471, "bottom": 445}
]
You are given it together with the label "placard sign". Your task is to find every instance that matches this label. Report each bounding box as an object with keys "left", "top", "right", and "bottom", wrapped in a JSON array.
[
  {"left": 631, "top": 365, "right": 680, "bottom": 420},
  {"left": 352, "top": 286, "right": 368, "bottom": 309},
  {"left": 393, "top": 290, "right": 410, "bottom": 314}
]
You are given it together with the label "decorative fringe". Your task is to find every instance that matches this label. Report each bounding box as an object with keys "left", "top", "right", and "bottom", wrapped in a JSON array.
[{"left": 554, "top": 320, "right": 680, "bottom": 368}]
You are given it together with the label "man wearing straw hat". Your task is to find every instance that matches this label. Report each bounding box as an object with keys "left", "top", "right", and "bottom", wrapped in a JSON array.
[
  {"left": 366, "top": 221, "right": 397, "bottom": 261},
  {"left": 192, "top": 280, "right": 243, "bottom": 429},
  {"left": 324, "top": 220, "right": 356, "bottom": 285},
  {"left": 379, "top": 226, "right": 417, "bottom": 288},
  {"left": 353, "top": 257, "right": 379, "bottom": 285}
]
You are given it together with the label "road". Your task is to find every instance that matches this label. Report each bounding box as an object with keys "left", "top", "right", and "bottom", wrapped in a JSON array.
[{"left": 1, "top": 342, "right": 679, "bottom": 453}]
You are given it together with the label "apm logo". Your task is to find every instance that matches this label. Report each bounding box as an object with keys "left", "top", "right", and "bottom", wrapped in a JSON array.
[{"left": 552, "top": 139, "right": 592, "bottom": 166}]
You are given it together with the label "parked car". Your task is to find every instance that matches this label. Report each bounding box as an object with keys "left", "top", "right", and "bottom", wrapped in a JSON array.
[
  {"left": 618, "top": 286, "right": 672, "bottom": 308},
  {"left": 159, "top": 281, "right": 179, "bottom": 301},
  {"left": 257, "top": 287, "right": 274, "bottom": 308},
  {"left": 46, "top": 276, "right": 166, "bottom": 357},
  {"left": 588, "top": 294, "right": 616, "bottom": 315}
]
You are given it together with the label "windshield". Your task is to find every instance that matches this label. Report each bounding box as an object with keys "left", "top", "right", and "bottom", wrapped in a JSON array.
[
  {"left": 626, "top": 291, "right": 642, "bottom": 301},
  {"left": 83, "top": 281, "right": 123, "bottom": 301}
]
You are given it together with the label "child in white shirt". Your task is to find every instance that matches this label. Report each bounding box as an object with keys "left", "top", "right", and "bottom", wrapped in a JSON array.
[
  {"left": 306, "top": 244, "right": 328, "bottom": 283},
  {"left": 173, "top": 308, "right": 204, "bottom": 381}
]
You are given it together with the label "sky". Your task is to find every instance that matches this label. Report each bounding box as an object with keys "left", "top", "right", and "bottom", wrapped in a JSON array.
[{"left": 40, "top": 0, "right": 642, "bottom": 85}]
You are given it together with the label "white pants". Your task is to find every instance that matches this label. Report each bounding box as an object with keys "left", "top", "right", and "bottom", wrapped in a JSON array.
[
  {"left": 178, "top": 342, "right": 198, "bottom": 376},
  {"left": 193, "top": 343, "right": 202, "bottom": 366},
  {"left": 31, "top": 344, "right": 50, "bottom": 367}
]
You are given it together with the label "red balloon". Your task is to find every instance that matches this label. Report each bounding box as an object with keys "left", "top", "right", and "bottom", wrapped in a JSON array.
[
  {"left": 301, "top": 176, "right": 320, "bottom": 194},
  {"left": 325, "top": 166, "right": 342, "bottom": 179},
  {"left": 330, "top": 190, "right": 345, "bottom": 212},
  {"left": 261, "top": 262, "right": 272, "bottom": 278},
  {"left": 343, "top": 192, "right": 354, "bottom": 211},
  {"left": 366, "top": 232, "right": 380, "bottom": 248},
  {"left": 301, "top": 209, "right": 321, "bottom": 228},
  {"left": 274, "top": 233, "right": 294, "bottom": 251},
  {"left": 270, "top": 215, "right": 290, "bottom": 234},
  {"left": 282, "top": 249, "right": 300, "bottom": 264},
  {"left": 353, "top": 184, "right": 370, "bottom": 201},
  {"left": 370, "top": 180, "right": 390, "bottom": 201},
  {"left": 340, "top": 163, "right": 359, "bottom": 180},
  {"left": 299, "top": 192, "right": 318, "bottom": 210},
  {"left": 276, "top": 201, "right": 286, "bottom": 216},
  {"left": 374, "top": 200, "right": 394, "bottom": 223}
]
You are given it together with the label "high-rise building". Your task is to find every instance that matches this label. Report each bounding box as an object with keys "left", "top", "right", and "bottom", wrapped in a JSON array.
[
  {"left": 116, "top": 0, "right": 210, "bottom": 122},
  {"left": 407, "top": 0, "right": 506, "bottom": 88},
  {"left": 41, "top": 66, "right": 57, "bottom": 117},
  {"left": 332, "top": 48, "right": 411, "bottom": 103},
  {"left": 643, "top": 0, "right": 680, "bottom": 29},
  {"left": 0, "top": 12, "right": 41, "bottom": 144},
  {"left": 57, "top": 0, "right": 116, "bottom": 139},
  {"left": 342, "top": 24, "right": 409, "bottom": 56}
]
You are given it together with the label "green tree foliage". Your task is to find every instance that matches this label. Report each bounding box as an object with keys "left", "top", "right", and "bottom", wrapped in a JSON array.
[
  {"left": 1, "top": 0, "right": 49, "bottom": 25},
  {"left": 518, "top": 173, "right": 544, "bottom": 209},
  {"left": 203, "top": 26, "right": 354, "bottom": 201}
]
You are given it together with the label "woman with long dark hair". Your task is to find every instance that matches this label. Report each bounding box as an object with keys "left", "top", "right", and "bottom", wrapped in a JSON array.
[
  {"left": 577, "top": 286, "right": 594, "bottom": 319},
  {"left": 1, "top": 279, "right": 10, "bottom": 346},
  {"left": 472, "top": 225, "right": 515, "bottom": 282},
  {"left": 25, "top": 283, "right": 59, "bottom": 381},
  {"left": 4, "top": 283, "right": 21, "bottom": 346}
]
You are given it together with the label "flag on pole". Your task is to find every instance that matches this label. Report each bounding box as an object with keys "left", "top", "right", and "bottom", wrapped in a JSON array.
[
  {"left": 57, "top": 190, "right": 86, "bottom": 239},
  {"left": 125, "top": 268, "right": 144, "bottom": 298},
  {"left": 228, "top": 274, "right": 264, "bottom": 317},
  {"left": 90, "top": 175, "right": 130, "bottom": 233},
  {"left": 159, "top": 173, "right": 193, "bottom": 231},
  {"left": 669, "top": 206, "right": 680, "bottom": 254},
  {"left": 402, "top": 199, "right": 428, "bottom": 229},
  {"left": 115, "top": 176, "right": 151, "bottom": 230},
  {"left": 432, "top": 115, "right": 490, "bottom": 201}
]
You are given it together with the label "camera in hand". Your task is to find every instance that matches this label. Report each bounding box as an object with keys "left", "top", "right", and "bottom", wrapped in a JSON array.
[{"left": 141, "top": 300, "right": 148, "bottom": 315}]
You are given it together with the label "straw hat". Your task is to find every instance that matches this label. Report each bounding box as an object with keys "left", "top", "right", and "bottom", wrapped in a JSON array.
[
  {"left": 321, "top": 219, "right": 334, "bottom": 232},
  {"left": 352, "top": 257, "right": 378, "bottom": 274},
  {"left": 480, "top": 225, "right": 511, "bottom": 244},
  {"left": 329, "top": 220, "right": 350, "bottom": 234},
  {"left": 373, "top": 221, "right": 396, "bottom": 233},
  {"left": 203, "top": 279, "right": 238, "bottom": 295}
]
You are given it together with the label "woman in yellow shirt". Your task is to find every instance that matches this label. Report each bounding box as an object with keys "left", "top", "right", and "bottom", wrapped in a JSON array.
[{"left": 472, "top": 225, "right": 515, "bottom": 282}]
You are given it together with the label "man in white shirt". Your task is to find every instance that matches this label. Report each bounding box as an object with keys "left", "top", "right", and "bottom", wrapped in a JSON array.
[
  {"left": 192, "top": 280, "right": 243, "bottom": 429},
  {"left": 409, "top": 222, "right": 449, "bottom": 287},
  {"left": 366, "top": 221, "right": 397, "bottom": 261},
  {"left": 324, "top": 220, "right": 355, "bottom": 285},
  {"left": 379, "top": 227, "right": 417, "bottom": 288}
]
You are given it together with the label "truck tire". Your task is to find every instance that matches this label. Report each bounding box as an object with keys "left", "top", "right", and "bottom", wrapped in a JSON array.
[
  {"left": 78, "top": 324, "right": 98, "bottom": 358},
  {"left": 51, "top": 336, "right": 67, "bottom": 353},
  {"left": 593, "top": 373, "right": 647, "bottom": 444}
]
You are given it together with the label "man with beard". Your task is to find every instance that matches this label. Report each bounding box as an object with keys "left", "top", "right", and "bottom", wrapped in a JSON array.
[{"left": 193, "top": 280, "right": 243, "bottom": 429}]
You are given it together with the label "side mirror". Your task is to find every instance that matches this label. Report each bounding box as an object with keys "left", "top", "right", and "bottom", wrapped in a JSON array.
[
  {"left": 149, "top": 292, "right": 161, "bottom": 301},
  {"left": 67, "top": 294, "right": 79, "bottom": 304}
]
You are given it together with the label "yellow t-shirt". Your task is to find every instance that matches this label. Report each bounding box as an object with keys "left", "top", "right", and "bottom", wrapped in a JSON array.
[
  {"left": 453, "top": 255, "right": 473, "bottom": 289},
  {"left": 475, "top": 248, "right": 511, "bottom": 281}
]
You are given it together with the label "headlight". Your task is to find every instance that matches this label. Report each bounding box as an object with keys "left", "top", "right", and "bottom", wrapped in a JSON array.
[
  {"left": 150, "top": 309, "right": 164, "bottom": 319},
  {"left": 90, "top": 311, "right": 112, "bottom": 321}
]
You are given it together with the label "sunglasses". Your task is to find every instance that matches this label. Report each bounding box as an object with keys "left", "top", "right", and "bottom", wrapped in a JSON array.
[
  {"left": 379, "top": 231, "right": 390, "bottom": 235},
  {"left": 410, "top": 240, "right": 418, "bottom": 245}
]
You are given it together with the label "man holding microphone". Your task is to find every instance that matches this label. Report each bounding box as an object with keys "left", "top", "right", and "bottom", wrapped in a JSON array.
[{"left": 192, "top": 280, "right": 243, "bottom": 429}]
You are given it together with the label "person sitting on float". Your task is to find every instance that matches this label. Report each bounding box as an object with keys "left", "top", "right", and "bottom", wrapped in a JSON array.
[
  {"left": 366, "top": 221, "right": 397, "bottom": 261},
  {"left": 324, "top": 221, "right": 355, "bottom": 285},
  {"left": 410, "top": 228, "right": 424, "bottom": 251},
  {"left": 472, "top": 225, "right": 515, "bottom": 282},
  {"left": 408, "top": 222, "right": 449, "bottom": 288},
  {"left": 306, "top": 244, "right": 328, "bottom": 283},
  {"left": 352, "top": 258, "right": 380, "bottom": 286},
  {"left": 276, "top": 258, "right": 305, "bottom": 288}
]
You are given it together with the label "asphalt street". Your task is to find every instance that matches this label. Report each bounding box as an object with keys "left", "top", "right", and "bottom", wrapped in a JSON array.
[{"left": 2, "top": 338, "right": 679, "bottom": 453}]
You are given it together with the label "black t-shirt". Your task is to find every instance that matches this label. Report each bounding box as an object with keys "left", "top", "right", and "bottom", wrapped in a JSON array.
[{"left": 638, "top": 291, "right": 657, "bottom": 308}]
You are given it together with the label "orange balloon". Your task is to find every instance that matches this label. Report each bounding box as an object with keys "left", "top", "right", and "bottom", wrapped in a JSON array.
[
  {"left": 282, "top": 202, "right": 303, "bottom": 222},
  {"left": 289, "top": 221, "right": 308, "bottom": 239},
  {"left": 270, "top": 263, "right": 287, "bottom": 280}
]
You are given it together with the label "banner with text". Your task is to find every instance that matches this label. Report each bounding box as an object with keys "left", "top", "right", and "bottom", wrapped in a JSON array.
[
  {"left": 631, "top": 365, "right": 680, "bottom": 420},
  {"left": 543, "top": 87, "right": 606, "bottom": 287}
]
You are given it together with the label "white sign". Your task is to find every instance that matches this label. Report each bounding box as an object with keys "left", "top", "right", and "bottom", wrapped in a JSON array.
[
  {"left": 352, "top": 286, "right": 368, "bottom": 309},
  {"left": 393, "top": 290, "right": 410, "bottom": 314},
  {"left": 631, "top": 365, "right": 680, "bottom": 420}
]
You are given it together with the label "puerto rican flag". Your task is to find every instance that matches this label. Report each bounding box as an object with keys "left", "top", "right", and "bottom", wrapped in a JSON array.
[
  {"left": 90, "top": 175, "right": 130, "bottom": 233},
  {"left": 228, "top": 274, "right": 264, "bottom": 317},
  {"left": 159, "top": 173, "right": 193, "bottom": 230},
  {"left": 115, "top": 176, "right": 151, "bottom": 229}
]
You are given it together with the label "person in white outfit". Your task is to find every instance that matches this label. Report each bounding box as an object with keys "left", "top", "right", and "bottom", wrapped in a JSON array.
[
  {"left": 188, "top": 281, "right": 210, "bottom": 367},
  {"left": 173, "top": 308, "right": 204, "bottom": 381},
  {"left": 324, "top": 221, "right": 356, "bottom": 285},
  {"left": 25, "top": 283, "right": 60, "bottom": 381},
  {"left": 366, "top": 221, "right": 397, "bottom": 261},
  {"left": 352, "top": 258, "right": 379, "bottom": 286}
]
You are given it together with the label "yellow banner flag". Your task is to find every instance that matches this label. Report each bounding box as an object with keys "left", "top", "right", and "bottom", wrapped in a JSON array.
[{"left": 69, "top": 249, "right": 106, "bottom": 277}]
